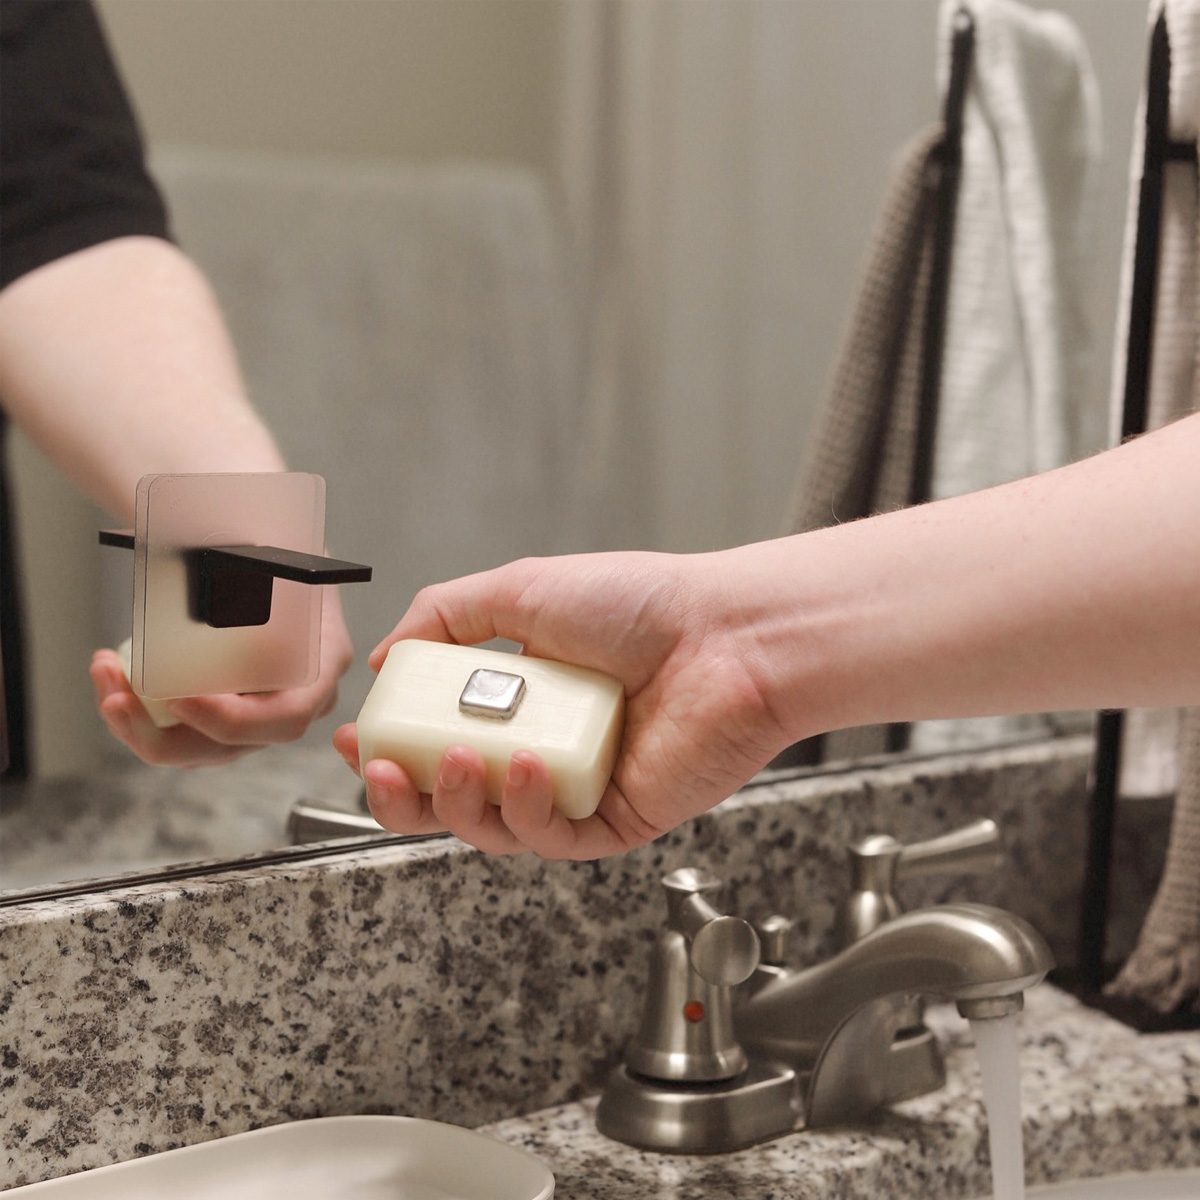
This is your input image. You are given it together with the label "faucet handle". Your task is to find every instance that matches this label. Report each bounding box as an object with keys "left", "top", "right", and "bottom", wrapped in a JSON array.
[
  {"left": 841, "top": 818, "right": 1002, "bottom": 946},
  {"left": 754, "top": 914, "right": 795, "bottom": 967},
  {"left": 621, "top": 868, "right": 758, "bottom": 1085},
  {"left": 847, "top": 817, "right": 1001, "bottom": 891},
  {"left": 660, "top": 868, "right": 759, "bottom": 985},
  {"left": 894, "top": 817, "right": 1003, "bottom": 882}
]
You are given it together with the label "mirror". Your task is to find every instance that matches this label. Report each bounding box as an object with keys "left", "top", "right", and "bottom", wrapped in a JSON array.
[{"left": 0, "top": 0, "right": 1148, "bottom": 900}]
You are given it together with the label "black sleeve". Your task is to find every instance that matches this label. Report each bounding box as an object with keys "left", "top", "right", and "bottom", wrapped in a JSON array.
[{"left": 0, "top": 0, "right": 172, "bottom": 290}]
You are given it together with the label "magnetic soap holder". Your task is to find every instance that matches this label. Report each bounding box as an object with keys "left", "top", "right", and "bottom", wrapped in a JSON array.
[{"left": 100, "top": 472, "right": 371, "bottom": 700}]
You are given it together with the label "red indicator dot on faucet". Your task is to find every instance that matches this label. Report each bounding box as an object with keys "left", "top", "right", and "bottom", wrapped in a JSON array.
[{"left": 683, "top": 1000, "right": 706, "bottom": 1023}]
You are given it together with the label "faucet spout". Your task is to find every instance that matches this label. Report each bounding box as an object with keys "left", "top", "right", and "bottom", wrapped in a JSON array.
[{"left": 735, "top": 903, "right": 1053, "bottom": 1074}]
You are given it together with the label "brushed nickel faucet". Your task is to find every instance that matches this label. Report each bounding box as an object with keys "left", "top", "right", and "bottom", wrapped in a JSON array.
[
  {"left": 831, "top": 817, "right": 1006, "bottom": 1105},
  {"left": 287, "top": 800, "right": 389, "bottom": 843},
  {"left": 733, "top": 899, "right": 1051, "bottom": 1130},
  {"left": 596, "top": 867, "right": 801, "bottom": 1154},
  {"left": 596, "top": 822, "right": 1052, "bottom": 1154}
]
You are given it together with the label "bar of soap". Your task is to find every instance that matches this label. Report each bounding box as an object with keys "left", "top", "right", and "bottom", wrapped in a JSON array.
[
  {"left": 116, "top": 637, "right": 181, "bottom": 729},
  {"left": 356, "top": 639, "right": 625, "bottom": 820}
]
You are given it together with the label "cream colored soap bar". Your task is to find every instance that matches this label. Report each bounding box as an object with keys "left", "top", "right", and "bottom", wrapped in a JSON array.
[
  {"left": 116, "top": 638, "right": 180, "bottom": 728},
  {"left": 356, "top": 639, "right": 625, "bottom": 820}
]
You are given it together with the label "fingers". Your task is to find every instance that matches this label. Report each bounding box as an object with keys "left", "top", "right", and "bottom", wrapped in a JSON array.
[
  {"left": 332, "top": 722, "right": 362, "bottom": 777},
  {"left": 90, "top": 649, "right": 132, "bottom": 707},
  {"left": 428, "top": 744, "right": 524, "bottom": 854},
  {"left": 91, "top": 649, "right": 315, "bottom": 766},
  {"left": 90, "top": 651, "right": 181, "bottom": 756},
  {"left": 89, "top": 588, "right": 355, "bottom": 768},
  {"left": 368, "top": 561, "right": 540, "bottom": 671},
  {"left": 334, "top": 723, "right": 456, "bottom": 841},
  {"left": 166, "top": 686, "right": 328, "bottom": 747},
  {"left": 498, "top": 760, "right": 637, "bottom": 860},
  {"left": 95, "top": 687, "right": 261, "bottom": 767},
  {"left": 342, "top": 736, "right": 539, "bottom": 854},
  {"left": 95, "top": 647, "right": 341, "bottom": 747},
  {"left": 361, "top": 758, "right": 447, "bottom": 838},
  {"left": 339, "top": 733, "right": 637, "bottom": 860},
  {"left": 493, "top": 751, "right": 592, "bottom": 858}
]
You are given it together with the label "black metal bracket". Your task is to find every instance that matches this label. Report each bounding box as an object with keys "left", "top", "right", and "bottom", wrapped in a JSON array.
[
  {"left": 887, "top": 7, "right": 975, "bottom": 758},
  {"left": 910, "top": 6, "right": 974, "bottom": 513},
  {"left": 99, "top": 530, "right": 372, "bottom": 629}
]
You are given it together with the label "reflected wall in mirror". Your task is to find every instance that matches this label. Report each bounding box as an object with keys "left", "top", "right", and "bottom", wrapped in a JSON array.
[{"left": 1, "top": 0, "right": 1148, "bottom": 899}]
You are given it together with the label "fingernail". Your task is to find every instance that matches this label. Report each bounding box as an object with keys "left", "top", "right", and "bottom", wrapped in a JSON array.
[
  {"left": 439, "top": 753, "right": 468, "bottom": 791},
  {"left": 507, "top": 755, "right": 532, "bottom": 789}
]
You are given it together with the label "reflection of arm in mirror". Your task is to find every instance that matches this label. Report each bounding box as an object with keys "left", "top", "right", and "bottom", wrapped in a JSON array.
[
  {"left": 0, "top": 0, "right": 352, "bottom": 769},
  {"left": 335, "top": 411, "right": 1200, "bottom": 861}
]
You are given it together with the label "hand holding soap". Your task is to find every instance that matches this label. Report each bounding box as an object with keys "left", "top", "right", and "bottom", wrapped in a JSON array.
[{"left": 355, "top": 640, "right": 625, "bottom": 820}]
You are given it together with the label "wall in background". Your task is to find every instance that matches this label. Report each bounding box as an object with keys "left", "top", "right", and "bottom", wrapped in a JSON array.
[{"left": 94, "top": 0, "right": 561, "bottom": 168}]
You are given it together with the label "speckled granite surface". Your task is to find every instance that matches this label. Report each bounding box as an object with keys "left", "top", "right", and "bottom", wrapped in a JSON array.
[
  {"left": 0, "top": 746, "right": 364, "bottom": 895},
  {"left": 0, "top": 737, "right": 1131, "bottom": 1189},
  {"left": 481, "top": 986, "right": 1200, "bottom": 1198}
]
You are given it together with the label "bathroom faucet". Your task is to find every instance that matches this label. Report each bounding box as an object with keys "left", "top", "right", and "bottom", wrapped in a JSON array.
[
  {"left": 287, "top": 798, "right": 389, "bottom": 844},
  {"left": 734, "top": 900, "right": 1052, "bottom": 1128},
  {"left": 830, "top": 817, "right": 1006, "bottom": 1104},
  {"left": 596, "top": 831, "right": 1053, "bottom": 1153},
  {"left": 596, "top": 868, "right": 803, "bottom": 1153}
]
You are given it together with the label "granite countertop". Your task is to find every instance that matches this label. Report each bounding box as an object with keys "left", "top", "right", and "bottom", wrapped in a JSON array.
[
  {"left": 480, "top": 986, "right": 1200, "bottom": 1198},
  {"left": 4, "top": 736, "right": 1193, "bottom": 1192}
]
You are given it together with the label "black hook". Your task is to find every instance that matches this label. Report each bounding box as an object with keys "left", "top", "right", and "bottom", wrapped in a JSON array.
[
  {"left": 99, "top": 530, "right": 372, "bottom": 628},
  {"left": 1079, "top": 9, "right": 1198, "bottom": 1002}
]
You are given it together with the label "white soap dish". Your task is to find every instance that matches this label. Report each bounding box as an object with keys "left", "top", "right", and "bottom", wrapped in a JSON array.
[{"left": 11, "top": 1115, "right": 555, "bottom": 1199}]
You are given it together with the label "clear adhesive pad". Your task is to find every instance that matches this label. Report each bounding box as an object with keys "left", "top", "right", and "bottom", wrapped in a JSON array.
[{"left": 131, "top": 473, "right": 326, "bottom": 700}]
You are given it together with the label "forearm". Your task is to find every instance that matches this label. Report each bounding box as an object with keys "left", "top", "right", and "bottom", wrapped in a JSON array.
[
  {"left": 736, "top": 412, "right": 1200, "bottom": 741},
  {"left": 0, "top": 236, "right": 284, "bottom": 522}
]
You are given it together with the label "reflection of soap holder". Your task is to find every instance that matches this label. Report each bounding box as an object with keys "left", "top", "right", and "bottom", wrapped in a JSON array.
[
  {"left": 114, "top": 637, "right": 179, "bottom": 727},
  {"left": 101, "top": 472, "right": 371, "bottom": 701},
  {"left": 99, "top": 532, "right": 371, "bottom": 629}
]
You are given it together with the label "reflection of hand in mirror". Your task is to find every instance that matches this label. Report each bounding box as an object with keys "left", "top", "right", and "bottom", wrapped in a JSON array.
[{"left": 93, "top": 588, "right": 354, "bottom": 768}]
